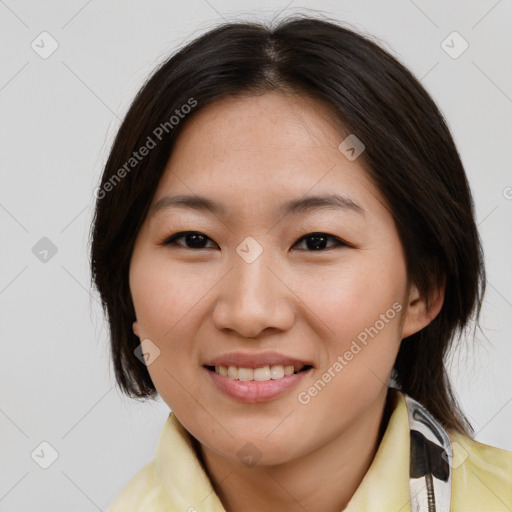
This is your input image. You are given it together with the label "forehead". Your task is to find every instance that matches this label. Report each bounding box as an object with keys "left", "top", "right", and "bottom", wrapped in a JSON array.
[
  {"left": 173, "top": 91, "right": 348, "bottom": 161},
  {"left": 152, "top": 92, "right": 386, "bottom": 216}
]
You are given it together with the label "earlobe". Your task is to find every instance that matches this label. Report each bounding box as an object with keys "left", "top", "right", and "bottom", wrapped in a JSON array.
[
  {"left": 401, "top": 279, "right": 445, "bottom": 339},
  {"left": 132, "top": 321, "right": 140, "bottom": 337}
]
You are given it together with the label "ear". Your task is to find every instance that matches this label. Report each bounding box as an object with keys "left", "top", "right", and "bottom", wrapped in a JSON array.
[
  {"left": 132, "top": 321, "right": 140, "bottom": 338},
  {"left": 401, "top": 278, "right": 446, "bottom": 339}
]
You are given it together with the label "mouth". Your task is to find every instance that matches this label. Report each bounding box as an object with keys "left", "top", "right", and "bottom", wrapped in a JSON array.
[
  {"left": 203, "top": 352, "right": 314, "bottom": 403},
  {"left": 204, "top": 364, "right": 314, "bottom": 381}
]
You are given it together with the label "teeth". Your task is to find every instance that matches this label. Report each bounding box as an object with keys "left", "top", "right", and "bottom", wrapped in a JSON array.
[
  {"left": 214, "top": 364, "right": 304, "bottom": 381},
  {"left": 254, "top": 366, "right": 271, "bottom": 381},
  {"left": 270, "top": 365, "right": 284, "bottom": 379},
  {"left": 284, "top": 365, "right": 294, "bottom": 376},
  {"left": 227, "top": 366, "right": 238, "bottom": 379},
  {"left": 238, "top": 367, "right": 254, "bottom": 381}
]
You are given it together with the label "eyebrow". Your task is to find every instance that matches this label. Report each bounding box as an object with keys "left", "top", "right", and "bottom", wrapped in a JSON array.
[{"left": 151, "top": 193, "right": 365, "bottom": 218}]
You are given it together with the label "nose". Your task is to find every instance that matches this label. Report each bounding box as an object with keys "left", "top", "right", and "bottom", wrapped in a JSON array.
[{"left": 211, "top": 250, "right": 295, "bottom": 339}]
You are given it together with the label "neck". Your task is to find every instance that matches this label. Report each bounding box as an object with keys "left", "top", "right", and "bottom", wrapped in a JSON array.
[{"left": 198, "top": 387, "right": 394, "bottom": 512}]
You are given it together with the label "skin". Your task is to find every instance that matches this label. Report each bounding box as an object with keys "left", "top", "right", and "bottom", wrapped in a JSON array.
[{"left": 129, "top": 91, "right": 444, "bottom": 512}]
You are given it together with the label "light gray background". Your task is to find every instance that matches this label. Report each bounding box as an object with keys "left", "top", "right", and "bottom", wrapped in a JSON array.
[{"left": 1, "top": 1, "right": 511, "bottom": 510}]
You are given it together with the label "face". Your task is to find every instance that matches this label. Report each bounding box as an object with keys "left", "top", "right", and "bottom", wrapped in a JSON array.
[{"left": 129, "top": 91, "right": 427, "bottom": 466}]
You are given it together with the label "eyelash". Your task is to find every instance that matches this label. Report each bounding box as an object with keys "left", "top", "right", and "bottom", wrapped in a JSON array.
[{"left": 161, "top": 231, "right": 351, "bottom": 252}]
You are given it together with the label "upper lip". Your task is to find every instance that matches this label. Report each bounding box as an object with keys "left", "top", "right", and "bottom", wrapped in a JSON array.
[{"left": 204, "top": 351, "right": 314, "bottom": 369}]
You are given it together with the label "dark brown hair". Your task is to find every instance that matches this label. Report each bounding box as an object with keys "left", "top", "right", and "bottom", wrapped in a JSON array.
[{"left": 89, "top": 14, "right": 485, "bottom": 436}]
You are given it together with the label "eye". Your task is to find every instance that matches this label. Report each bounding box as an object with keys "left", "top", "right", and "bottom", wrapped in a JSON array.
[
  {"left": 162, "top": 231, "right": 218, "bottom": 249},
  {"left": 292, "top": 232, "right": 349, "bottom": 251},
  {"left": 162, "top": 231, "right": 349, "bottom": 251}
]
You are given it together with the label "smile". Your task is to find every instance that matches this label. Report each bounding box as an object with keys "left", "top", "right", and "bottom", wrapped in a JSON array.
[
  {"left": 204, "top": 364, "right": 313, "bottom": 403},
  {"left": 207, "top": 364, "right": 312, "bottom": 381}
]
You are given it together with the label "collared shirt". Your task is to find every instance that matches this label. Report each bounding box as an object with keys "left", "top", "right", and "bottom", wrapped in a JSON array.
[{"left": 106, "top": 390, "right": 512, "bottom": 511}]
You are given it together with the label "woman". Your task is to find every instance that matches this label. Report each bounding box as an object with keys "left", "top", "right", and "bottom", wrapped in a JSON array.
[{"left": 90, "top": 14, "right": 512, "bottom": 512}]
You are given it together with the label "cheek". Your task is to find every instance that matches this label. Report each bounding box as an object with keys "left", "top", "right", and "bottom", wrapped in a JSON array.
[
  {"left": 129, "top": 256, "right": 220, "bottom": 401},
  {"left": 300, "top": 249, "right": 406, "bottom": 386},
  {"left": 130, "top": 256, "right": 209, "bottom": 338},
  {"left": 297, "top": 270, "right": 404, "bottom": 423},
  {"left": 304, "top": 256, "right": 405, "bottom": 336},
  {"left": 129, "top": 258, "right": 206, "bottom": 409}
]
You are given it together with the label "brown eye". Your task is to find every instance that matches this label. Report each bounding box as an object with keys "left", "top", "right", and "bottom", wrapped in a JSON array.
[
  {"left": 162, "top": 231, "right": 217, "bottom": 249},
  {"left": 293, "top": 233, "right": 348, "bottom": 251}
]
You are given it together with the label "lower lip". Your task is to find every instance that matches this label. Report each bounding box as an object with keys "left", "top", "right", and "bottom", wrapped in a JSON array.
[{"left": 205, "top": 367, "right": 312, "bottom": 403}]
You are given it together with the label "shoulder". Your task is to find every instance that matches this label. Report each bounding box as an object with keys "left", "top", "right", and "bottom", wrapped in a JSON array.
[
  {"left": 105, "top": 459, "right": 168, "bottom": 512},
  {"left": 448, "top": 429, "right": 512, "bottom": 511}
]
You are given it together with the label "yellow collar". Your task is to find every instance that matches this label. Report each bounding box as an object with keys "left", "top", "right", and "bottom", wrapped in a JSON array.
[
  {"left": 156, "top": 409, "right": 226, "bottom": 511},
  {"left": 107, "top": 389, "right": 512, "bottom": 511},
  {"left": 155, "top": 389, "right": 411, "bottom": 511},
  {"left": 343, "top": 389, "right": 411, "bottom": 511}
]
